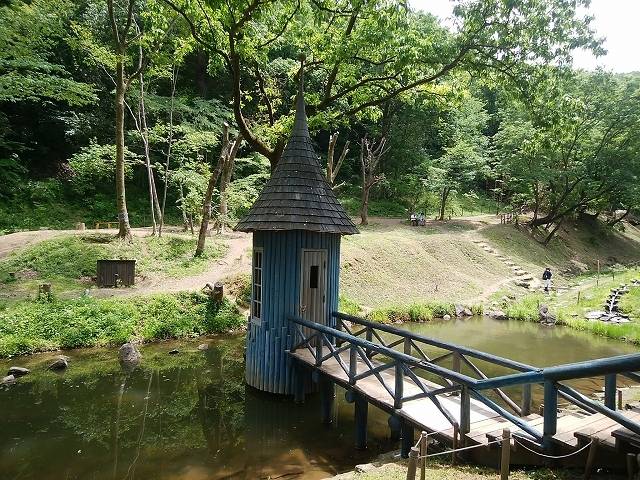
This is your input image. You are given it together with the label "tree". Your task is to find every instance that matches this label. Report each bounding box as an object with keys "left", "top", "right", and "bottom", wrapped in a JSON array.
[
  {"left": 359, "top": 137, "right": 388, "bottom": 226},
  {"left": 495, "top": 71, "right": 640, "bottom": 243},
  {"left": 163, "top": 0, "right": 600, "bottom": 169},
  {"left": 326, "top": 132, "right": 350, "bottom": 189},
  {"left": 195, "top": 124, "right": 243, "bottom": 257},
  {"left": 431, "top": 95, "right": 489, "bottom": 220}
]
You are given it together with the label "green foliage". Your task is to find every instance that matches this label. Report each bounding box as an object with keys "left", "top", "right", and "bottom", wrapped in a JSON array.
[
  {"left": 0, "top": 293, "right": 243, "bottom": 357},
  {"left": 68, "top": 142, "right": 137, "bottom": 194},
  {"left": 338, "top": 295, "right": 362, "bottom": 317},
  {"left": 367, "top": 302, "right": 457, "bottom": 323}
]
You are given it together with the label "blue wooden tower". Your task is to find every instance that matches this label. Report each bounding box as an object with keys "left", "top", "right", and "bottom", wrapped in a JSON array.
[{"left": 235, "top": 67, "right": 358, "bottom": 395}]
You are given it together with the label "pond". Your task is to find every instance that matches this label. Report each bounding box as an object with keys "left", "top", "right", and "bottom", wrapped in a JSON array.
[{"left": 0, "top": 317, "right": 636, "bottom": 479}]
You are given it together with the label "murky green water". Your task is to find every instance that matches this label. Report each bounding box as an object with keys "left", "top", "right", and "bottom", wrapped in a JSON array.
[{"left": 0, "top": 317, "right": 637, "bottom": 479}]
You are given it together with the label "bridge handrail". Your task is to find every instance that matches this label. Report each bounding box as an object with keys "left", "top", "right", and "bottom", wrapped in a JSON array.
[
  {"left": 334, "top": 312, "right": 537, "bottom": 373},
  {"left": 289, "top": 314, "right": 640, "bottom": 444}
]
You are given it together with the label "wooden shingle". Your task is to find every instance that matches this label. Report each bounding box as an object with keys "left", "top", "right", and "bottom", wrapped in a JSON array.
[{"left": 235, "top": 76, "right": 358, "bottom": 235}]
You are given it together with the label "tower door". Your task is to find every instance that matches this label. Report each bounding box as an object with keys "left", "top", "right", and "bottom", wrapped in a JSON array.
[{"left": 300, "top": 249, "right": 328, "bottom": 330}]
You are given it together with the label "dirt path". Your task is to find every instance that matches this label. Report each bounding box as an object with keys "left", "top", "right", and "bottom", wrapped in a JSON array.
[{"left": 94, "top": 232, "right": 251, "bottom": 298}]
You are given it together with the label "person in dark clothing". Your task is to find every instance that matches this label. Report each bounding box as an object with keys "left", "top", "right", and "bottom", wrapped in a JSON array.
[{"left": 542, "top": 267, "right": 552, "bottom": 292}]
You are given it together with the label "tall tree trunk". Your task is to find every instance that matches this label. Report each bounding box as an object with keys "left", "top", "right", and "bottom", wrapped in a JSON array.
[
  {"left": 438, "top": 187, "right": 450, "bottom": 221},
  {"left": 115, "top": 61, "right": 132, "bottom": 240},
  {"left": 195, "top": 126, "right": 230, "bottom": 257},
  {"left": 218, "top": 133, "right": 243, "bottom": 233},
  {"left": 178, "top": 183, "right": 189, "bottom": 231},
  {"left": 360, "top": 184, "right": 370, "bottom": 226},
  {"left": 159, "top": 65, "right": 178, "bottom": 237},
  {"left": 543, "top": 220, "right": 563, "bottom": 245},
  {"left": 138, "top": 75, "right": 162, "bottom": 234}
]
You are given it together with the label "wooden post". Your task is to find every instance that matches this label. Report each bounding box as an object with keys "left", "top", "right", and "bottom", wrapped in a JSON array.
[
  {"left": 315, "top": 333, "right": 323, "bottom": 367},
  {"left": 388, "top": 414, "right": 402, "bottom": 442},
  {"left": 577, "top": 291, "right": 581, "bottom": 305},
  {"left": 604, "top": 374, "right": 616, "bottom": 410},
  {"left": 626, "top": 453, "right": 636, "bottom": 480},
  {"left": 354, "top": 393, "right": 368, "bottom": 450},
  {"left": 618, "top": 388, "right": 624, "bottom": 410},
  {"left": 460, "top": 386, "right": 471, "bottom": 439},
  {"left": 452, "top": 353, "right": 461, "bottom": 396},
  {"left": 401, "top": 417, "right": 414, "bottom": 459},
  {"left": 404, "top": 337, "right": 412, "bottom": 355},
  {"left": 394, "top": 362, "right": 404, "bottom": 409},
  {"left": 584, "top": 437, "right": 599, "bottom": 480},
  {"left": 365, "top": 327, "right": 372, "bottom": 357},
  {"left": 320, "top": 375, "right": 335, "bottom": 425},
  {"left": 543, "top": 380, "right": 557, "bottom": 451},
  {"left": 406, "top": 447, "right": 419, "bottom": 480},
  {"left": 452, "top": 424, "right": 458, "bottom": 465},
  {"left": 420, "top": 431, "right": 427, "bottom": 480},
  {"left": 212, "top": 282, "right": 224, "bottom": 302},
  {"left": 500, "top": 429, "right": 511, "bottom": 480},
  {"left": 349, "top": 344, "right": 357, "bottom": 385},
  {"left": 521, "top": 384, "right": 532, "bottom": 417}
]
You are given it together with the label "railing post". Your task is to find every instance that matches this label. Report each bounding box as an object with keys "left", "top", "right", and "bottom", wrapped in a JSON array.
[
  {"left": 452, "top": 353, "right": 461, "bottom": 396},
  {"left": 404, "top": 337, "right": 412, "bottom": 355},
  {"left": 394, "top": 362, "right": 404, "bottom": 409},
  {"left": 320, "top": 374, "right": 335, "bottom": 425},
  {"left": 315, "top": 333, "right": 323, "bottom": 367},
  {"left": 543, "top": 379, "right": 557, "bottom": 450},
  {"left": 349, "top": 344, "right": 357, "bottom": 385},
  {"left": 419, "top": 431, "right": 427, "bottom": 480},
  {"left": 604, "top": 374, "right": 617, "bottom": 410},
  {"left": 460, "top": 386, "right": 470, "bottom": 439},
  {"left": 365, "top": 327, "right": 372, "bottom": 357},
  {"left": 521, "top": 383, "right": 532, "bottom": 417}
]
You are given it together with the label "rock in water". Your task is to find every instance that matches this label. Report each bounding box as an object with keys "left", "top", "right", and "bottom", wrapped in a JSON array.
[
  {"left": 48, "top": 357, "right": 68, "bottom": 371},
  {"left": 488, "top": 310, "right": 508, "bottom": 320},
  {"left": 118, "top": 343, "right": 141, "bottom": 364},
  {"left": 463, "top": 308, "right": 473, "bottom": 316},
  {"left": 443, "top": 314, "right": 451, "bottom": 321},
  {"left": 455, "top": 304, "right": 465, "bottom": 317},
  {"left": 197, "top": 343, "right": 209, "bottom": 351},
  {"left": 7, "top": 366, "right": 30, "bottom": 377},
  {"left": 1, "top": 374, "right": 16, "bottom": 386}
]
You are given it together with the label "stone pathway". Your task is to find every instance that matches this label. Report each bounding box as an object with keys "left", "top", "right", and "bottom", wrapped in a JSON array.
[{"left": 472, "top": 239, "right": 540, "bottom": 290}]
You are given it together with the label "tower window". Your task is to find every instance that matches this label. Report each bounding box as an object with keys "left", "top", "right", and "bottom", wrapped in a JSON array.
[
  {"left": 252, "top": 249, "right": 263, "bottom": 320},
  {"left": 309, "top": 265, "right": 319, "bottom": 289}
]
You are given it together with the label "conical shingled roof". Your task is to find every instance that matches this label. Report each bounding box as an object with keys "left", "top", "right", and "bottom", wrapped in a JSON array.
[{"left": 234, "top": 68, "right": 359, "bottom": 235}]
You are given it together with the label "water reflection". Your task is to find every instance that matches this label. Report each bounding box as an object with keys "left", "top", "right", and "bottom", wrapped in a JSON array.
[
  {"left": 0, "top": 338, "right": 386, "bottom": 480},
  {"left": 1, "top": 317, "right": 637, "bottom": 479}
]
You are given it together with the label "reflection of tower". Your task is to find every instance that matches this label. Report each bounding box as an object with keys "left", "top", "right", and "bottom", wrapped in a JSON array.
[{"left": 235, "top": 62, "right": 358, "bottom": 395}]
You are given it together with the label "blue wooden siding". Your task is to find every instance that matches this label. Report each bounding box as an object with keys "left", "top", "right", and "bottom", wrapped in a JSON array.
[{"left": 245, "top": 230, "right": 341, "bottom": 394}]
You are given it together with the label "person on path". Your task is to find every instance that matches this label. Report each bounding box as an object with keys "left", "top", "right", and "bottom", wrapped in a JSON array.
[
  {"left": 410, "top": 212, "right": 417, "bottom": 226},
  {"left": 542, "top": 267, "right": 552, "bottom": 292}
]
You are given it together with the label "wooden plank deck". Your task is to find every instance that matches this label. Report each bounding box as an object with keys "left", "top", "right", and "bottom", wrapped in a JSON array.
[{"left": 291, "top": 347, "right": 640, "bottom": 459}]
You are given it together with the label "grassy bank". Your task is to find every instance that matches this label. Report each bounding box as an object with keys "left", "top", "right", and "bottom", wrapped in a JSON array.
[
  {"left": 502, "top": 269, "right": 640, "bottom": 344},
  {"left": 0, "top": 233, "right": 226, "bottom": 300},
  {"left": 335, "top": 461, "right": 621, "bottom": 480},
  {"left": 0, "top": 292, "right": 244, "bottom": 357}
]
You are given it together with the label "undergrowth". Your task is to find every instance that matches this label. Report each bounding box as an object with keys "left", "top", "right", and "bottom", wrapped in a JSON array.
[
  {"left": 0, "top": 292, "right": 244, "bottom": 357},
  {"left": 366, "top": 302, "right": 483, "bottom": 323}
]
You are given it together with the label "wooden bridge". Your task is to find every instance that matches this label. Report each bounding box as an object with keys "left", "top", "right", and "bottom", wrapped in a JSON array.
[{"left": 287, "top": 313, "right": 640, "bottom": 471}]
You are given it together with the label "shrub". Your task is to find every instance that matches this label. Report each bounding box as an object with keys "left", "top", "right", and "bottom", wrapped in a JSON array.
[
  {"left": 0, "top": 292, "right": 244, "bottom": 357},
  {"left": 338, "top": 295, "right": 362, "bottom": 316}
]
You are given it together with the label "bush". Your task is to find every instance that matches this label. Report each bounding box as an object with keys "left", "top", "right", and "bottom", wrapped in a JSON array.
[
  {"left": 338, "top": 295, "right": 362, "bottom": 316},
  {"left": 0, "top": 292, "right": 244, "bottom": 357}
]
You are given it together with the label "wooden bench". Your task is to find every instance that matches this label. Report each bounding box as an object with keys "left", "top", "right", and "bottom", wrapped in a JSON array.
[{"left": 94, "top": 222, "right": 118, "bottom": 229}]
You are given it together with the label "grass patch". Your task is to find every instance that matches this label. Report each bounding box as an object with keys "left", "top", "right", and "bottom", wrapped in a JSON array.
[
  {"left": 339, "top": 294, "right": 363, "bottom": 316},
  {"left": 0, "top": 233, "right": 227, "bottom": 299},
  {"left": 0, "top": 292, "right": 244, "bottom": 357},
  {"left": 365, "top": 302, "right": 482, "bottom": 323},
  {"left": 343, "top": 462, "right": 620, "bottom": 480},
  {"left": 503, "top": 269, "right": 640, "bottom": 344}
]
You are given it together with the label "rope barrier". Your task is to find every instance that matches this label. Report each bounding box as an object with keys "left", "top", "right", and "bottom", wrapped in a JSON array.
[
  {"left": 412, "top": 426, "right": 457, "bottom": 449},
  {"left": 514, "top": 438, "right": 594, "bottom": 459},
  {"left": 418, "top": 438, "right": 504, "bottom": 459}
]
